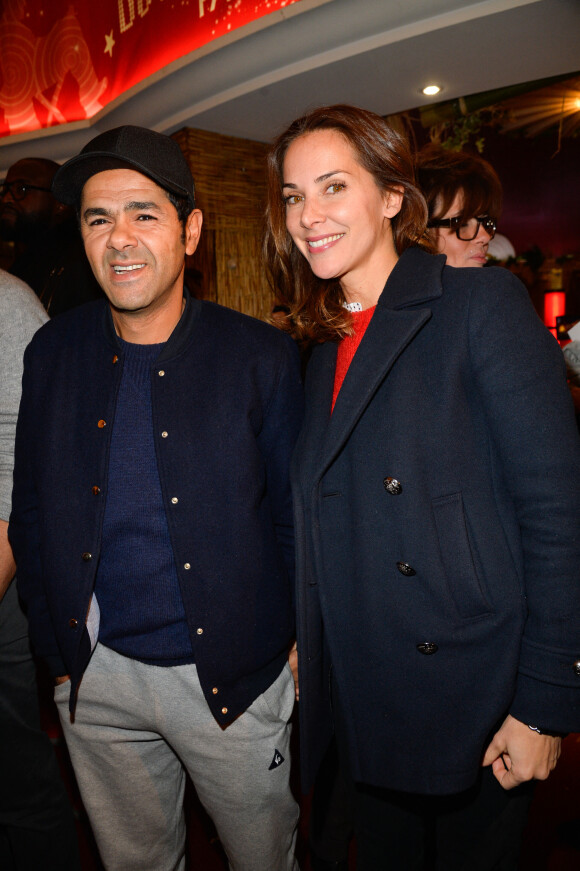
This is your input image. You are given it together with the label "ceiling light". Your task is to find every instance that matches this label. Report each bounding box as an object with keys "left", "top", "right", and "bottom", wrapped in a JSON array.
[{"left": 422, "top": 85, "right": 441, "bottom": 97}]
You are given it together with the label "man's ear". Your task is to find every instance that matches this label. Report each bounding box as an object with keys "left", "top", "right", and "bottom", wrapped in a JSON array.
[
  {"left": 185, "top": 209, "right": 203, "bottom": 256},
  {"left": 53, "top": 200, "right": 74, "bottom": 224}
]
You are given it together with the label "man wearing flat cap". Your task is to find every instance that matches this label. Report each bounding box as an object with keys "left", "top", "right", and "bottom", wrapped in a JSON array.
[{"left": 9, "top": 126, "right": 303, "bottom": 871}]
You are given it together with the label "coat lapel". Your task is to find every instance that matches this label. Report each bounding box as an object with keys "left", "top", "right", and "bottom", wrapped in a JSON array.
[{"left": 309, "top": 248, "right": 446, "bottom": 482}]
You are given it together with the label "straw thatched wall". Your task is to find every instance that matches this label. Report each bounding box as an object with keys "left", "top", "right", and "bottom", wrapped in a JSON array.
[{"left": 172, "top": 127, "right": 274, "bottom": 321}]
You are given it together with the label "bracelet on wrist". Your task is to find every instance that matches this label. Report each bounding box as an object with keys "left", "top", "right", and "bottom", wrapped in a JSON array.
[{"left": 528, "top": 724, "right": 567, "bottom": 738}]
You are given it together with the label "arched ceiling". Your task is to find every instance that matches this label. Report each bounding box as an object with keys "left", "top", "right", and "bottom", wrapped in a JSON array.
[{"left": 1, "top": 0, "right": 579, "bottom": 174}]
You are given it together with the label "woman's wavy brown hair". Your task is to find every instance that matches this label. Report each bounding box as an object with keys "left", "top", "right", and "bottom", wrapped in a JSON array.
[{"left": 264, "top": 105, "right": 431, "bottom": 344}]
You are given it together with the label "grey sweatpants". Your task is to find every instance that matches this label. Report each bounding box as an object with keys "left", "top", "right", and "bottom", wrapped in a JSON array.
[{"left": 55, "top": 644, "right": 299, "bottom": 871}]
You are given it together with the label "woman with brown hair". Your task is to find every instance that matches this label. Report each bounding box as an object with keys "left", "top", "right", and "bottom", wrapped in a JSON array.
[
  {"left": 416, "top": 144, "right": 502, "bottom": 268},
  {"left": 265, "top": 105, "right": 580, "bottom": 870}
]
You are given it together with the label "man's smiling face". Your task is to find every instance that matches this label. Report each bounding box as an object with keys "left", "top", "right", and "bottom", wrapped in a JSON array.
[{"left": 80, "top": 168, "right": 199, "bottom": 320}]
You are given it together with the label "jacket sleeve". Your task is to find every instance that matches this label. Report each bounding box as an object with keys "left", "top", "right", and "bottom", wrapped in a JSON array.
[
  {"left": 9, "top": 340, "right": 67, "bottom": 676},
  {"left": 468, "top": 269, "right": 580, "bottom": 732},
  {"left": 257, "top": 334, "right": 304, "bottom": 589}
]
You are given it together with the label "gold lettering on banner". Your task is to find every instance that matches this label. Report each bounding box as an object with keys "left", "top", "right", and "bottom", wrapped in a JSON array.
[
  {"left": 137, "top": 0, "right": 152, "bottom": 17},
  {"left": 199, "top": 0, "right": 218, "bottom": 18},
  {"left": 119, "top": 0, "right": 135, "bottom": 32}
]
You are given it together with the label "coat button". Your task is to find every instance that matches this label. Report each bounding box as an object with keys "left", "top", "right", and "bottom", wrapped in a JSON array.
[
  {"left": 92, "top": 486, "right": 100, "bottom": 495},
  {"left": 383, "top": 476, "right": 402, "bottom": 495},
  {"left": 69, "top": 618, "right": 78, "bottom": 629},
  {"left": 197, "top": 627, "right": 203, "bottom": 635},
  {"left": 81, "top": 552, "right": 92, "bottom": 561},
  {"left": 221, "top": 707, "right": 228, "bottom": 715},
  {"left": 112, "top": 355, "right": 119, "bottom": 364},
  {"left": 161, "top": 431, "right": 168, "bottom": 438},
  {"left": 574, "top": 660, "right": 580, "bottom": 676},
  {"left": 158, "top": 370, "right": 165, "bottom": 377},
  {"left": 97, "top": 419, "right": 106, "bottom": 428},
  {"left": 397, "top": 562, "right": 416, "bottom": 577},
  {"left": 212, "top": 687, "right": 218, "bottom": 695},
  {"left": 417, "top": 642, "right": 438, "bottom": 655}
]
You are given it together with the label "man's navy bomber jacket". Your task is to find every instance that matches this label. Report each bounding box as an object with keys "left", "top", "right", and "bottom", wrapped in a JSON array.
[{"left": 9, "top": 290, "right": 304, "bottom": 724}]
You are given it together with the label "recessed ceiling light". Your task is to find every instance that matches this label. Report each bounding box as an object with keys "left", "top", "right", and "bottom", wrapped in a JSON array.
[{"left": 422, "top": 85, "right": 441, "bottom": 97}]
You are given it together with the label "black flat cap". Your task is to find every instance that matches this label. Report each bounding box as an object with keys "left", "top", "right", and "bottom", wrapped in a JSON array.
[{"left": 52, "top": 125, "right": 195, "bottom": 210}]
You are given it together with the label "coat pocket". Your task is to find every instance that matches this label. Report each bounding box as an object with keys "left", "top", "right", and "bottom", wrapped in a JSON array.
[{"left": 432, "top": 493, "right": 492, "bottom": 619}]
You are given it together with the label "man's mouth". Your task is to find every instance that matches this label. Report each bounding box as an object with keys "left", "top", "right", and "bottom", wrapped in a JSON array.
[{"left": 112, "top": 263, "right": 146, "bottom": 274}]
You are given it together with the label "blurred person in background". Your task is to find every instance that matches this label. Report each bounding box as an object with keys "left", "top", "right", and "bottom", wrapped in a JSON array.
[
  {"left": 416, "top": 144, "right": 502, "bottom": 269},
  {"left": 0, "top": 269, "right": 80, "bottom": 871},
  {"left": 0, "top": 157, "right": 103, "bottom": 315}
]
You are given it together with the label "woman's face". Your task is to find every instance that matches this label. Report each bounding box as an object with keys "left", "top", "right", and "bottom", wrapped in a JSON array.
[
  {"left": 282, "top": 129, "right": 402, "bottom": 300},
  {"left": 432, "top": 191, "right": 492, "bottom": 267}
]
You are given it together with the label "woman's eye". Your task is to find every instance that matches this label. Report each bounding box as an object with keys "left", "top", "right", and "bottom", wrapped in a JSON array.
[
  {"left": 327, "top": 182, "right": 345, "bottom": 194},
  {"left": 284, "top": 194, "right": 303, "bottom": 205}
]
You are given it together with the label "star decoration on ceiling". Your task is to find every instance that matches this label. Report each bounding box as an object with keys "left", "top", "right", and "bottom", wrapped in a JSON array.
[{"left": 104, "top": 31, "right": 115, "bottom": 58}]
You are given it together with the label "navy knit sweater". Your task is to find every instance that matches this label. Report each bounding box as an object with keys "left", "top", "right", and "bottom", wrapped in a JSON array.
[{"left": 94, "top": 339, "right": 194, "bottom": 665}]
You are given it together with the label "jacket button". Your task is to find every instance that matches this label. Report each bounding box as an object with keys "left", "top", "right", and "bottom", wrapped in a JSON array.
[
  {"left": 158, "top": 370, "right": 165, "bottom": 377},
  {"left": 112, "top": 355, "right": 119, "bottom": 364},
  {"left": 574, "top": 660, "right": 580, "bottom": 676},
  {"left": 397, "top": 561, "right": 416, "bottom": 577},
  {"left": 383, "top": 476, "right": 402, "bottom": 495},
  {"left": 97, "top": 419, "right": 106, "bottom": 428},
  {"left": 69, "top": 618, "right": 78, "bottom": 629},
  {"left": 221, "top": 707, "right": 228, "bottom": 715},
  {"left": 171, "top": 497, "right": 178, "bottom": 504},
  {"left": 81, "top": 552, "right": 92, "bottom": 561},
  {"left": 92, "top": 486, "right": 100, "bottom": 495},
  {"left": 212, "top": 687, "right": 218, "bottom": 695},
  {"left": 417, "top": 642, "right": 438, "bottom": 655},
  {"left": 196, "top": 627, "right": 203, "bottom": 635},
  {"left": 161, "top": 431, "right": 168, "bottom": 438}
]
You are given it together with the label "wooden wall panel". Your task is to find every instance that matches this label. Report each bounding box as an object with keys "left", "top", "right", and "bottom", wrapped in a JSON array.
[
  {"left": 172, "top": 127, "right": 275, "bottom": 321},
  {"left": 215, "top": 228, "right": 272, "bottom": 321}
]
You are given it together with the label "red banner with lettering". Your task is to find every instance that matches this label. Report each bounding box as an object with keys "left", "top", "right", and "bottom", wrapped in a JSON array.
[{"left": 0, "top": 0, "right": 306, "bottom": 139}]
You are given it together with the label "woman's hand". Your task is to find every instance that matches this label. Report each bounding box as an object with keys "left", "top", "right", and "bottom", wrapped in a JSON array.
[{"left": 482, "top": 714, "right": 562, "bottom": 789}]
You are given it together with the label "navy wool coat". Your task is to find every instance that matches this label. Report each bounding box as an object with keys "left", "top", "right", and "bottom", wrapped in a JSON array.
[
  {"left": 292, "top": 247, "right": 580, "bottom": 796},
  {"left": 10, "top": 291, "right": 304, "bottom": 723}
]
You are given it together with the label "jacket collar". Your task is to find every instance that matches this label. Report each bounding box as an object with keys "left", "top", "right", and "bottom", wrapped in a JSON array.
[
  {"left": 300, "top": 247, "right": 443, "bottom": 483},
  {"left": 101, "top": 285, "right": 202, "bottom": 361},
  {"left": 376, "top": 246, "right": 445, "bottom": 311}
]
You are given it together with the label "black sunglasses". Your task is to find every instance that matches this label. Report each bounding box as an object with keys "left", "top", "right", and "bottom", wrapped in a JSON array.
[
  {"left": 428, "top": 215, "right": 496, "bottom": 241},
  {"left": 0, "top": 181, "right": 53, "bottom": 202}
]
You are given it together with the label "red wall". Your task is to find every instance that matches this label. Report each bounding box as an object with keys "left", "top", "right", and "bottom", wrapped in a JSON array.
[{"left": 470, "top": 130, "right": 580, "bottom": 259}]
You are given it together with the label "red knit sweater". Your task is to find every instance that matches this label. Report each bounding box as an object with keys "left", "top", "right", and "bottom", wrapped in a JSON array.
[{"left": 331, "top": 306, "right": 376, "bottom": 412}]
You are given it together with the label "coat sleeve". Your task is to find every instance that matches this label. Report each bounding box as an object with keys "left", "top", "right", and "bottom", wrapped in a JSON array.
[
  {"left": 9, "top": 340, "right": 67, "bottom": 676},
  {"left": 468, "top": 269, "right": 580, "bottom": 732}
]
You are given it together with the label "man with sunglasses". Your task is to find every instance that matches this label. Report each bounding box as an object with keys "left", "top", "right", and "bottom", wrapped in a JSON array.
[{"left": 0, "top": 158, "right": 103, "bottom": 315}]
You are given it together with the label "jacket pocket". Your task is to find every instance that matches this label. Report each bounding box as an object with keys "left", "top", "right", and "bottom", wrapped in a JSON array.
[{"left": 432, "top": 493, "right": 492, "bottom": 619}]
